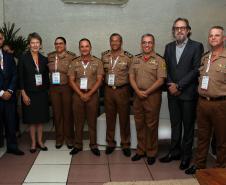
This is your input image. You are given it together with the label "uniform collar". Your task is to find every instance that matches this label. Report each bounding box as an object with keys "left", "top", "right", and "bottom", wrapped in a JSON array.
[
  {"left": 107, "top": 49, "right": 124, "bottom": 57},
  {"left": 219, "top": 48, "right": 226, "bottom": 58},
  {"left": 78, "top": 55, "right": 94, "bottom": 62}
]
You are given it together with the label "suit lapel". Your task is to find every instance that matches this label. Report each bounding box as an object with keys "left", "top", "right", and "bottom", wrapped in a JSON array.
[
  {"left": 2, "top": 52, "right": 7, "bottom": 75},
  {"left": 171, "top": 41, "right": 177, "bottom": 67},
  {"left": 177, "top": 39, "right": 191, "bottom": 65}
]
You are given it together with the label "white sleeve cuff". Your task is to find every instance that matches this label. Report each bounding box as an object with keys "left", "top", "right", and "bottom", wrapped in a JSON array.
[{"left": 0, "top": 90, "right": 4, "bottom": 97}]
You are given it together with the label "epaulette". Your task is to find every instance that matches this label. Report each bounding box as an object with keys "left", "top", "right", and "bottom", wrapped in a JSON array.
[
  {"left": 101, "top": 50, "right": 110, "bottom": 56},
  {"left": 124, "top": 51, "right": 133, "bottom": 58},
  {"left": 67, "top": 51, "right": 76, "bottom": 57},
  {"left": 202, "top": 51, "right": 210, "bottom": 57},
  {"left": 72, "top": 56, "right": 80, "bottom": 60},
  {"left": 47, "top": 51, "right": 56, "bottom": 57},
  {"left": 135, "top": 53, "right": 142, "bottom": 57},
  {"left": 156, "top": 53, "right": 164, "bottom": 59}
]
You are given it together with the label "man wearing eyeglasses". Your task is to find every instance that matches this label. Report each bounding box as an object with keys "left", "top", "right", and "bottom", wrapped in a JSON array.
[
  {"left": 159, "top": 18, "right": 204, "bottom": 170},
  {"left": 129, "top": 34, "right": 166, "bottom": 165}
]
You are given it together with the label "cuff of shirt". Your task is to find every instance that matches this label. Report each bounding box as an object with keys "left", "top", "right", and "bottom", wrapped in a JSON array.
[
  {"left": 7, "top": 89, "right": 14, "bottom": 94},
  {"left": 0, "top": 90, "right": 4, "bottom": 97}
]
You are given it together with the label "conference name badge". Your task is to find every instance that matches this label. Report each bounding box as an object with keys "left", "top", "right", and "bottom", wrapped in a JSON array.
[
  {"left": 201, "top": 76, "right": 209, "bottom": 90},
  {"left": 108, "top": 74, "right": 115, "bottom": 86},
  {"left": 35, "top": 74, "right": 43, "bottom": 86},
  {"left": 52, "top": 72, "right": 60, "bottom": 85},
  {"left": 80, "top": 77, "right": 88, "bottom": 90}
]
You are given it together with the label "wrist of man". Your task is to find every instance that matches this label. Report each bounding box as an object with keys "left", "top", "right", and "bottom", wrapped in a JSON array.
[
  {"left": 176, "top": 84, "right": 182, "bottom": 91},
  {"left": 7, "top": 89, "right": 14, "bottom": 94},
  {"left": 0, "top": 90, "right": 5, "bottom": 97}
]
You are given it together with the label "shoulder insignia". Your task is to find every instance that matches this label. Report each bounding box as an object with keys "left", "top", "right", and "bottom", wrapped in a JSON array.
[
  {"left": 202, "top": 51, "right": 210, "bottom": 57},
  {"left": 156, "top": 53, "right": 164, "bottom": 59},
  {"left": 48, "top": 51, "right": 56, "bottom": 57},
  {"left": 101, "top": 50, "right": 110, "bottom": 56},
  {"left": 135, "top": 53, "right": 142, "bottom": 58},
  {"left": 67, "top": 51, "right": 76, "bottom": 57},
  {"left": 124, "top": 51, "right": 133, "bottom": 58}
]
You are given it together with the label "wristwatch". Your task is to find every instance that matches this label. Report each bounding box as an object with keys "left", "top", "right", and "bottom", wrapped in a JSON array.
[{"left": 176, "top": 84, "right": 182, "bottom": 91}]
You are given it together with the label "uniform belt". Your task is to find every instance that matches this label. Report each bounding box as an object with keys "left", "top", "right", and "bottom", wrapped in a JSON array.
[
  {"left": 80, "top": 89, "right": 91, "bottom": 93},
  {"left": 200, "top": 95, "right": 226, "bottom": 101},
  {"left": 106, "top": 84, "right": 128, "bottom": 90}
]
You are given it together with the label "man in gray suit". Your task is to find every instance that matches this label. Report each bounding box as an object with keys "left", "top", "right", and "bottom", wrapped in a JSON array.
[{"left": 159, "top": 18, "right": 204, "bottom": 170}]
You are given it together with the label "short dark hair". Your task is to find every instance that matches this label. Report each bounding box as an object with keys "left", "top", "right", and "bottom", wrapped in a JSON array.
[
  {"left": 110, "top": 33, "right": 123, "bottom": 43},
  {"left": 210, "top": 26, "right": 225, "bottom": 33},
  {"left": 79, "top": 38, "right": 92, "bottom": 47},
  {"left": 55, "top": 36, "right": 66, "bottom": 44},
  {"left": 172, "top": 17, "right": 192, "bottom": 37},
  {"left": 0, "top": 30, "right": 4, "bottom": 37},
  {"left": 27, "top": 32, "right": 42, "bottom": 45},
  {"left": 141, "top": 33, "right": 155, "bottom": 44}
]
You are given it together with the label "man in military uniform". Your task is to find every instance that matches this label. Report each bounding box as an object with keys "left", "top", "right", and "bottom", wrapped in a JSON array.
[
  {"left": 48, "top": 37, "right": 75, "bottom": 149},
  {"left": 186, "top": 26, "right": 226, "bottom": 174},
  {"left": 101, "top": 33, "right": 132, "bottom": 157},
  {"left": 129, "top": 33, "right": 166, "bottom": 165},
  {"left": 68, "top": 38, "right": 104, "bottom": 156}
]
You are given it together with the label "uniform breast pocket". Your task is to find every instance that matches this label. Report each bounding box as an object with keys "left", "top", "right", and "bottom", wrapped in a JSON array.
[
  {"left": 118, "top": 63, "right": 127, "bottom": 71},
  {"left": 103, "top": 64, "right": 109, "bottom": 72},
  {"left": 215, "top": 66, "right": 226, "bottom": 83},
  {"left": 145, "top": 64, "right": 157, "bottom": 74},
  {"left": 90, "top": 65, "right": 98, "bottom": 75}
]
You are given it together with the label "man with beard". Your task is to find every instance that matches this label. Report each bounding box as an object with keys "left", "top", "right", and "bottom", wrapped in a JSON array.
[
  {"left": 159, "top": 18, "right": 204, "bottom": 170},
  {"left": 101, "top": 33, "right": 132, "bottom": 157}
]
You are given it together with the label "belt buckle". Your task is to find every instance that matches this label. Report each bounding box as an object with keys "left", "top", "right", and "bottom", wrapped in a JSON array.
[
  {"left": 112, "top": 86, "right": 116, "bottom": 90},
  {"left": 206, "top": 97, "right": 210, "bottom": 101}
]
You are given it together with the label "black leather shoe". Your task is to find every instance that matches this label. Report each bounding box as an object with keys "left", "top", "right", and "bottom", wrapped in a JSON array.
[
  {"left": 159, "top": 153, "right": 180, "bottom": 163},
  {"left": 131, "top": 154, "right": 145, "bottom": 161},
  {"left": 105, "top": 146, "right": 115, "bottom": 155},
  {"left": 147, "top": 157, "right": 156, "bottom": 165},
  {"left": 185, "top": 165, "right": 199, "bottom": 175},
  {"left": 30, "top": 148, "right": 37, "bottom": 153},
  {"left": 122, "top": 148, "right": 131, "bottom": 157},
  {"left": 55, "top": 144, "right": 63, "bottom": 149},
  {"left": 7, "top": 148, "right": 24, "bottom": 155},
  {"left": 67, "top": 144, "right": 73, "bottom": 149},
  {"left": 70, "top": 147, "right": 82, "bottom": 155},
  {"left": 37, "top": 143, "right": 48, "bottom": 151},
  {"left": 179, "top": 159, "right": 190, "bottom": 170},
  {"left": 91, "top": 148, "right": 101, "bottom": 156}
]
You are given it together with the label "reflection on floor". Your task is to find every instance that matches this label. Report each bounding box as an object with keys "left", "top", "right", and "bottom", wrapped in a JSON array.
[{"left": 0, "top": 131, "right": 216, "bottom": 185}]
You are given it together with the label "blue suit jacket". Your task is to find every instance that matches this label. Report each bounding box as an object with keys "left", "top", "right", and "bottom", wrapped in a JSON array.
[{"left": 0, "top": 51, "right": 17, "bottom": 101}]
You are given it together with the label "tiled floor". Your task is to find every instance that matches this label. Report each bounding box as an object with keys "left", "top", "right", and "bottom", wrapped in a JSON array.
[{"left": 0, "top": 132, "right": 216, "bottom": 185}]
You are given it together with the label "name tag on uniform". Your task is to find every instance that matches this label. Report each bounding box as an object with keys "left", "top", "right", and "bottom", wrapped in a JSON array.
[
  {"left": 52, "top": 72, "right": 60, "bottom": 85},
  {"left": 80, "top": 77, "right": 88, "bottom": 90},
  {"left": 201, "top": 76, "right": 209, "bottom": 90},
  {"left": 108, "top": 74, "right": 115, "bottom": 86},
  {"left": 35, "top": 74, "right": 42, "bottom": 86}
]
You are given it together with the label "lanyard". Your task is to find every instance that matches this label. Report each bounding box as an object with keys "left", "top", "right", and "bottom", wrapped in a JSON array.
[
  {"left": 205, "top": 53, "right": 212, "bottom": 73},
  {"left": 34, "top": 59, "right": 40, "bottom": 73},
  {"left": 110, "top": 56, "right": 119, "bottom": 70},
  {"left": 55, "top": 55, "right": 58, "bottom": 72},
  {"left": 82, "top": 61, "right": 90, "bottom": 75}
]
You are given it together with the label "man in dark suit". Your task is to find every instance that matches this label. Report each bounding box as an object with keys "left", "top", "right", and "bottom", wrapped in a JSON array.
[
  {"left": 159, "top": 18, "right": 203, "bottom": 170},
  {"left": 0, "top": 30, "right": 24, "bottom": 155}
]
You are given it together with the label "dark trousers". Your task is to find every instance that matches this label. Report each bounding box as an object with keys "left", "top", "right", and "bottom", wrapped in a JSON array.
[
  {"left": 0, "top": 100, "right": 18, "bottom": 150},
  {"left": 168, "top": 97, "right": 197, "bottom": 160}
]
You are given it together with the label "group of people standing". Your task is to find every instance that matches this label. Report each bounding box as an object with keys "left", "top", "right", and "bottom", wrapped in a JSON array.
[{"left": 0, "top": 17, "right": 225, "bottom": 175}]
